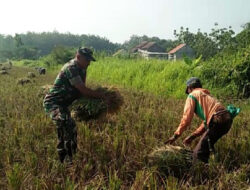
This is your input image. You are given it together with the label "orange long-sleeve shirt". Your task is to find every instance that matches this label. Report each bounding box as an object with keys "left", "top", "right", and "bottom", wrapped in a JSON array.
[{"left": 174, "top": 88, "right": 223, "bottom": 136}]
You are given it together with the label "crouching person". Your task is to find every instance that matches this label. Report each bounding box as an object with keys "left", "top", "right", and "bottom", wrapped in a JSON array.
[
  {"left": 166, "top": 77, "right": 240, "bottom": 163},
  {"left": 43, "top": 47, "right": 108, "bottom": 164}
]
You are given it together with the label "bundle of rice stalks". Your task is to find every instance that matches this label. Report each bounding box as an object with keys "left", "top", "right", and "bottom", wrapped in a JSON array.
[
  {"left": 95, "top": 86, "right": 123, "bottom": 114},
  {"left": 17, "top": 78, "right": 31, "bottom": 85},
  {"left": 71, "top": 98, "right": 106, "bottom": 121},
  {"left": 147, "top": 145, "right": 193, "bottom": 177},
  {"left": 0, "top": 66, "right": 8, "bottom": 70},
  {"left": 27, "top": 72, "right": 36, "bottom": 78},
  {"left": 71, "top": 86, "right": 123, "bottom": 121},
  {"left": 0, "top": 70, "right": 8, "bottom": 75}
]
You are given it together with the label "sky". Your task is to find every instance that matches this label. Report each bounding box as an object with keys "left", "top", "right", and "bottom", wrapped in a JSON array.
[{"left": 0, "top": 0, "right": 249, "bottom": 43}]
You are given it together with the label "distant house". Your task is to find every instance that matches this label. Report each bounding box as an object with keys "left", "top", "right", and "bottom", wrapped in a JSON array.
[
  {"left": 131, "top": 41, "right": 165, "bottom": 53},
  {"left": 168, "top": 44, "right": 195, "bottom": 61},
  {"left": 131, "top": 41, "right": 149, "bottom": 53},
  {"left": 131, "top": 41, "right": 168, "bottom": 59}
]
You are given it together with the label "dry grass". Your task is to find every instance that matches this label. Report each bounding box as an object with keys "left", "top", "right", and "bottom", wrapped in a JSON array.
[{"left": 0, "top": 66, "right": 249, "bottom": 189}]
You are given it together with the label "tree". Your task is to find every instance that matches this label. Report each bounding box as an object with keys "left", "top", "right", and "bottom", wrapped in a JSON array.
[
  {"left": 173, "top": 23, "right": 236, "bottom": 60},
  {"left": 236, "top": 22, "right": 250, "bottom": 49},
  {"left": 209, "top": 23, "right": 235, "bottom": 51},
  {"left": 0, "top": 31, "right": 121, "bottom": 60},
  {"left": 49, "top": 45, "right": 74, "bottom": 64},
  {"left": 81, "top": 35, "right": 120, "bottom": 54},
  {"left": 14, "top": 34, "right": 24, "bottom": 47}
]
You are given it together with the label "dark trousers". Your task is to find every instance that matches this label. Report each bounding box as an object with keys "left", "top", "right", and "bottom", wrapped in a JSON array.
[
  {"left": 56, "top": 113, "right": 77, "bottom": 162},
  {"left": 44, "top": 103, "right": 77, "bottom": 162},
  {"left": 193, "top": 112, "right": 232, "bottom": 163}
]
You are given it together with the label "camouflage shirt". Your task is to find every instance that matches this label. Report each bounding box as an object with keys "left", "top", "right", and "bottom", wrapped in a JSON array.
[{"left": 44, "top": 59, "right": 86, "bottom": 106}]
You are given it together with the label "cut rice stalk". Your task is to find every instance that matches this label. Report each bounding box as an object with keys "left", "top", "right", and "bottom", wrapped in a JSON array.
[
  {"left": 147, "top": 145, "right": 193, "bottom": 177},
  {"left": 71, "top": 86, "right": 123, "bottom": 121}
]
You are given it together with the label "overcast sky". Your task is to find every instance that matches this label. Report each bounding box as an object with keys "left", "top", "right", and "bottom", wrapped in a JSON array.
[{"left": 0, "top": 0, "right": 249, "bottom": 43}]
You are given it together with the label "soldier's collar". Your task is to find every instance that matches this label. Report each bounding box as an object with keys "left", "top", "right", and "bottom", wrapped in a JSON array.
[{"left": 74, "top": 59, "right": 81, "bottom": 68}]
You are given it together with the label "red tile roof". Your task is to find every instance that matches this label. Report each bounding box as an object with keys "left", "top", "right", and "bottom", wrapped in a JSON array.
[{"left": 168, "top": 44, "right": 186, "bottom": 54}]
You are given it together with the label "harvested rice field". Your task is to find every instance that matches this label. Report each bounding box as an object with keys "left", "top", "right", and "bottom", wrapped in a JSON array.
[{"left": 0, "top": 66, "right": 249, "bottom": 189}]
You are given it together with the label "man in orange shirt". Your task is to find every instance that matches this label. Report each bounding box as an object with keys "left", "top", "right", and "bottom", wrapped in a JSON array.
[{"left": 166, "top": 77, "right": 233, "bottom": 163}]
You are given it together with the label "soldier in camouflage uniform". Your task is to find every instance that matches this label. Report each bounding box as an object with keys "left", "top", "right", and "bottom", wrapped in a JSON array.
[{"left": 43, "top": 47, "right": 107, "bottom": 164}]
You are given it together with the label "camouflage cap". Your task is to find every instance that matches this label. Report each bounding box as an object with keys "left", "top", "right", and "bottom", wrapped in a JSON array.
[{"left": 78, "top": 47, "right": 96, "bottom": 61}]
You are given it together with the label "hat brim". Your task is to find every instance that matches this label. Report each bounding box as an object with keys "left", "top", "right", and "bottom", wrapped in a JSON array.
[{"left": 85, "top": 55, "right": 96, "bottom": 62}]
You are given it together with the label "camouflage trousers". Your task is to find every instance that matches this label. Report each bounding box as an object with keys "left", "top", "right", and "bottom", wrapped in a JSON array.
[{"left": 43, "top": 102, "right": 77, "bottom": 163}]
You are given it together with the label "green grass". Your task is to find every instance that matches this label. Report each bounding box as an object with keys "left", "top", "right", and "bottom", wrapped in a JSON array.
[
  {"left": 87, "top": 57, "right": 192, "bottom": 98},
  {"left": 14, "top": 56, "right": 242, "bottom": 99},
  {"left": 14, "top": 57, "right": 196, "bottom": 98},
  {"left": 0, "top": 66, "right": 249, "bottom": 189}
]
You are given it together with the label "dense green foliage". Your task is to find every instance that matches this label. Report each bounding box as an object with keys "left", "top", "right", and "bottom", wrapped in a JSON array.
[
  {"left": 174, "top": 23, "right": 250, "bottom": 60},
  {"left": 200, "top": 45, "right": 250, "bottom": 98},
  {"left": 0, "top": 32, "right": 120, "bottom": 61},
  {"left": 0, "top": 67, "right": 249, "bottom": 189}
]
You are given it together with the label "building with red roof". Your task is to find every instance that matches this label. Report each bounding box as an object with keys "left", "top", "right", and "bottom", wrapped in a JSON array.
[{"left": 168, "top": 44, "right": 195, "bottom": 60}]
